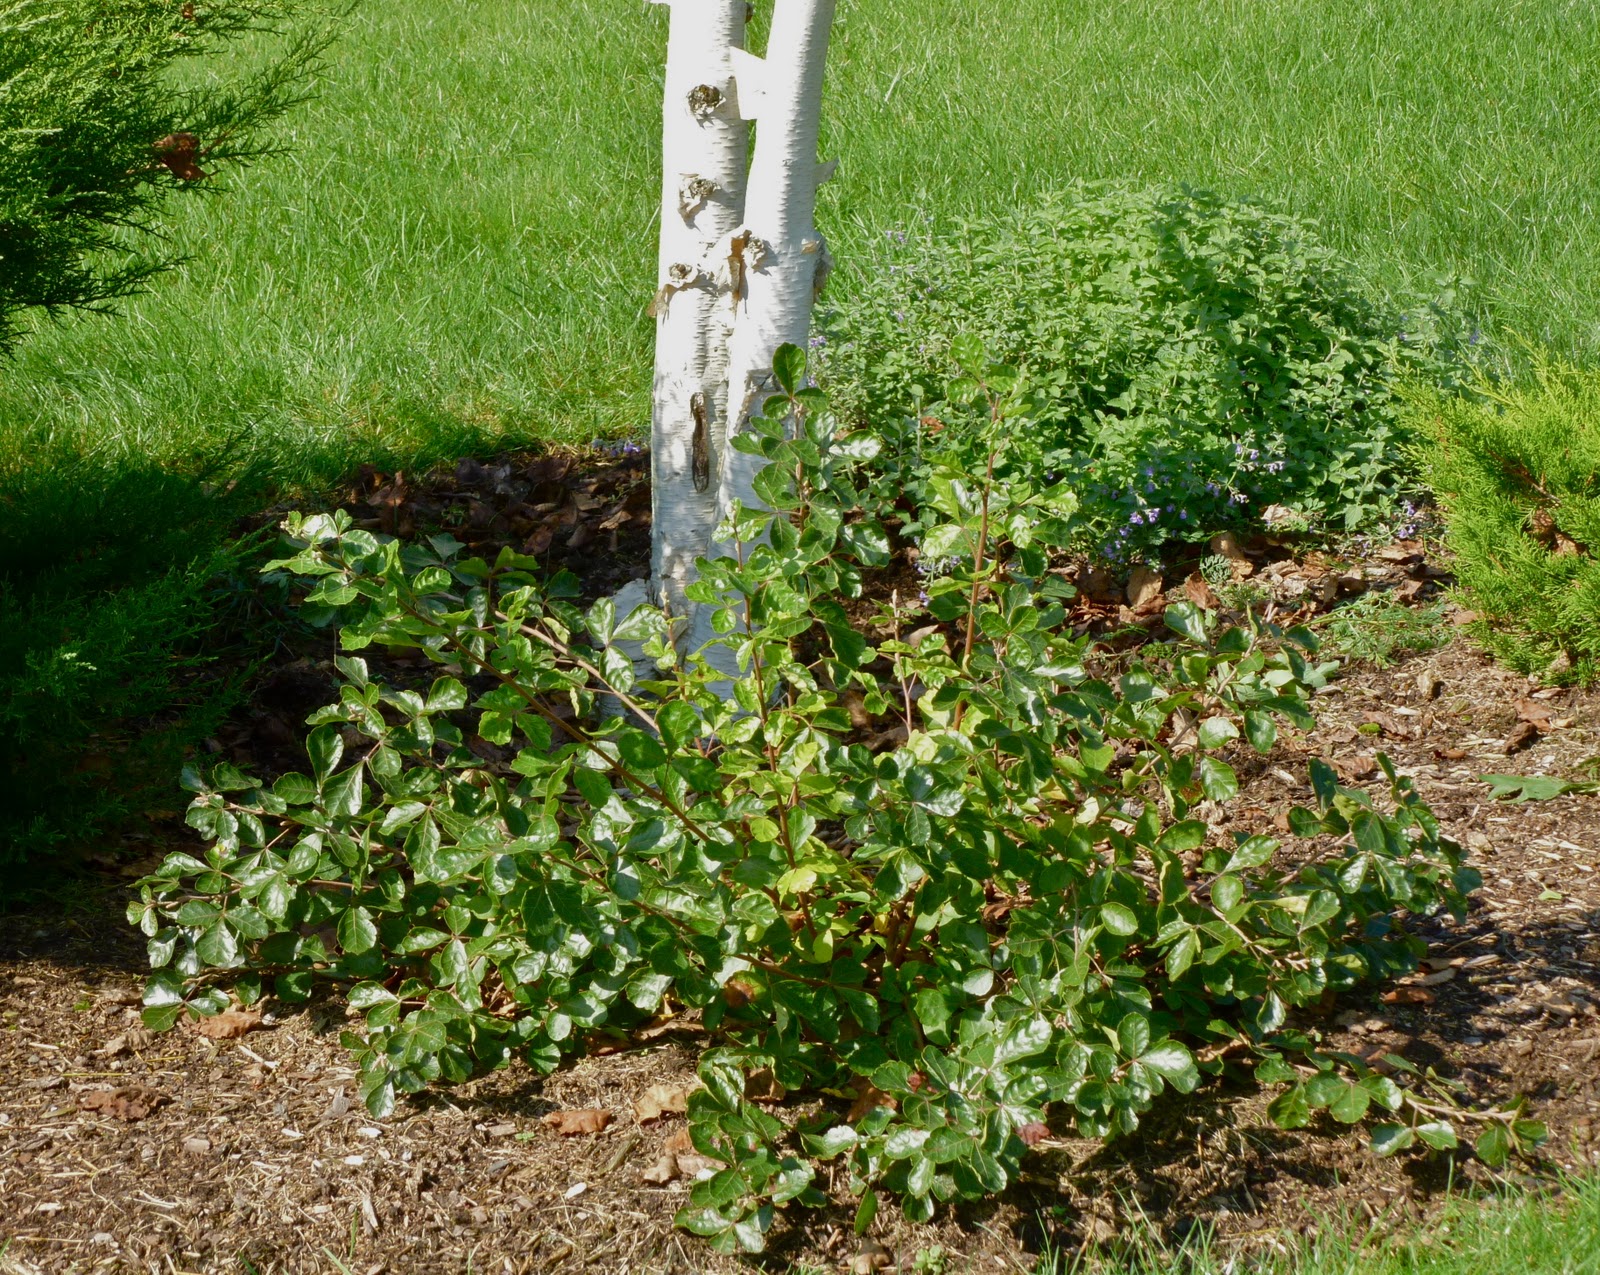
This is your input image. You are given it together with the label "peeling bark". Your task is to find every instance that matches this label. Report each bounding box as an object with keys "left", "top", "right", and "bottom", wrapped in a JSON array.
[
  {"left": 641, "top": 0, "right": 837, "bottom": 677},
  {"left": 647, "top": 0, "right": 750, "bottom": 613},
  {"left": 715, "top": 0, "right": 837, "bottom": 534}
]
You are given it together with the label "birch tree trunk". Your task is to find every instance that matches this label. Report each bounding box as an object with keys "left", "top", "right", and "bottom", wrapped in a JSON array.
[
  {"left": 629, "top": 0, "right": 836, "bottom": 679},
  {"left": 688, "top": 0, "right": 837, "bottom": 662},
  {"left": 716, "top": 0, "right": 836, "bottom": 533},
  {"left": 646, "top": 0, "right": 750, "bottom": 616}
]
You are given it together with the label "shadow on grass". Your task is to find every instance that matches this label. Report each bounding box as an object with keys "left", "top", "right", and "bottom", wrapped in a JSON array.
[{"left": 0, "top": 446, "right": 287, "bottom": 875}]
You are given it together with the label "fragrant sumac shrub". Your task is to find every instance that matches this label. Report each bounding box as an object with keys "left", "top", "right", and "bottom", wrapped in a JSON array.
[
  {"left": 133, "top": 354, "right": 1530, "bottom": 1257},
  {"left": 818, "top": 182, "right": 1467, "bottom": 564}
]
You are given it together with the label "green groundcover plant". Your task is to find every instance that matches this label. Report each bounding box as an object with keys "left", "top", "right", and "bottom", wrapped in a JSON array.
[
  {"left": 132, "top": 351, "right": 1538, "bottom": 1254},
  {"left": 818, "top": 183, "right": 1472, "bottom": 566},
  {"left": 1413, "top": 355, "right": 1600, "bottom": 684}
]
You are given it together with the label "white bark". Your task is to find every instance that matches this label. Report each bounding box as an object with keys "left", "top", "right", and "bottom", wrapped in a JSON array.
[
  {"left": 647, "top": 0, "right": 750, "bottom": 614},
  {"left": 686, "top": 0, "right": 837, "bottom": 665},
  {"left": 715, "top": 0, "right": 837, "bottom": 531},
  {"left": 628, "top": 0, "right": 836, "bottom": 683}
]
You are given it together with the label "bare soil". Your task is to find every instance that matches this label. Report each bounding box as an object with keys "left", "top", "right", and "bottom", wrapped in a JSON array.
[{"left": 4, "top": 452, "right": 1598, "bottom": 1274}]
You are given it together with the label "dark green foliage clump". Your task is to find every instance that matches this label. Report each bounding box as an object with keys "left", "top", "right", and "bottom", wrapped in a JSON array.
[
  {"left": 1413, "top": 358, "right": 1600, "bottom": 684},
  {"left": 132, "top": 351, "right": 1537, "bottom": 1257},
  {"left": 0, "top": 0, "right": 332, "bottom": 355},
  {"left": 819, "top": 182, "right": 1468, "bottom": 563}
]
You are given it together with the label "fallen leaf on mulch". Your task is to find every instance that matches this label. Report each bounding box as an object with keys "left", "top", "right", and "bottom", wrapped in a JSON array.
[
  {"left": 77, "top": 1086, "right": 167, "bottom": 1121},
  {"left": 745, "top": 1067, "right": 788, "bottom": 1103},
  {"left": 633, "top": 1083, "right": 692, "bottom": 1124},
  {"left": 846, "top": 1082, "right": 897, "bottom": 1123},
  {"left": 639, "top": 1152, "right": 679, "bottom": 1184},
  {"left": 1514, "top": 697, "right": 1555, "bottom": 728},
  {"left": 1017, "top": 1121, "right": 1051, "bottom": 1147},
  {"left": 1127, "top": 566, "right": 1163, "bottom": 609},
  {"left": 541, "top": 1108, "right": 612, "bottom": 1137},
  {"left": 1380, "top": 986, "right": 1435, "bottom": 1006},
  {"left": 1504, "top": 720, "right": 1541, "bottom": 754},
  {"left": 1208, "top": 531, "right": 1255, "bottom": 577},
  {"left": 192, "top": 1007, "right": 263, "bottom": 1039},
  {"left": 1334, "top": 753, "right": 1377, "bottom": 781},
  {"left": 1184, "top": 573, "right": 1220, "bottom": 610}
]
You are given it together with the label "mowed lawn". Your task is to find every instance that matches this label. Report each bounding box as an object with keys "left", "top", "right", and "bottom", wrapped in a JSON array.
[{"left": 5, "top": 0, "right": 1600, "bottom": 533}]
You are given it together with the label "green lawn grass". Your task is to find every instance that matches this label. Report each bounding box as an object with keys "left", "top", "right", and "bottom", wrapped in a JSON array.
[
  {"left": 1038, "top": 1174, "right": 1600, "bottom": 1274},
  {"left": 7, "top": 0, "right": 1600, "bottom": 858},
  {"left": 6, "top": 0, "right": 1600, "bottom": 498}
]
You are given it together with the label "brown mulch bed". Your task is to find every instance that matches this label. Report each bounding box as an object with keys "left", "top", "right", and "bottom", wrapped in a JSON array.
[{"left": 3, "top": 451, "right": 1599, "bottom": 1274}]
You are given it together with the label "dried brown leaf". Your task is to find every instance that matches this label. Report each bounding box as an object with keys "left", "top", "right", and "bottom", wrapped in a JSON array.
[
  {"left": 1183, "top": 573, "right": 1220, "bottom": 610},
  {"left": 77, "top": 1086, "right": 166, "bottom": 1121},
  {"left": 541, "top": 1108, "right": 612, "bottom": 1137},
  {"left": 639, "top": 1152, "right": 679, "bottom": 1184},
  {"left": 192, "top": 1008, "right": 263, "bottom": 1040},
  {"left": 1504, "top": 720, "right": 1541, "bottom": 754},
  {"left": 1126, "top": 565, "right": 1164, "bottom": 609},
  {"left": 846, "top": 1082, "right": 897, "bottom": 1123},
  {"left": 634, "top": 1083, "right": 692, "bottom": 1124}
]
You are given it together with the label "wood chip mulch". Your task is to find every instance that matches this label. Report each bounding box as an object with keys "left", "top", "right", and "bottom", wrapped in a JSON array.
[{"left": 4, "top": 453, "right": 1599, "bottom": 1273}]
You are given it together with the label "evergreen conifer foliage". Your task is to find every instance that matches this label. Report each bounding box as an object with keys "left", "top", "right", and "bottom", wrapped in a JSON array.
[
  {"left": 1414, "top": 358, "right": 1600, "bottom": 683},
  {"left": 0, "top": 0, "right": 332, "bottom": 354}
]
